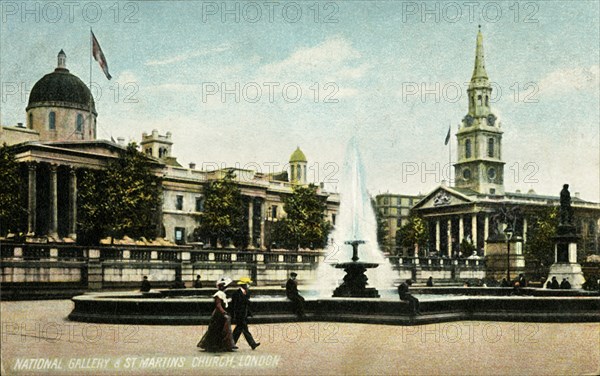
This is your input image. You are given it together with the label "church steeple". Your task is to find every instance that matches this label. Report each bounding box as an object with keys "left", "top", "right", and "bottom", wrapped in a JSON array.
[
  {"left": 454, "top": 28, "right": 505, "bottom": 195},
  {"left": 470, "top": 26, "right": 489, "bottom": 86},
  {"left": 56, "top": 50, "right": 68, "bottom": 72}
]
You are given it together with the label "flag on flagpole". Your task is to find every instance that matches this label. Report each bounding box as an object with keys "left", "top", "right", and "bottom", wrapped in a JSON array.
[
  {"left": 91, "top": 31, "right": 112, "bottom": 80},
  {"left": 444, "top": 126, "right": 451, "bottom": 145}
]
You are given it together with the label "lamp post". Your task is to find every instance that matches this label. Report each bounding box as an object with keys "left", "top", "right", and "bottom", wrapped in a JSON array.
[{"left": 504, "top": 225, "right": 513, "bottom": 282}]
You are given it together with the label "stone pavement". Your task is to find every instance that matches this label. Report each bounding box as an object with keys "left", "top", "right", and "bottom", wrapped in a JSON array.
[{"left": 1, "top": 300, "right": 598, "bottom": 375}]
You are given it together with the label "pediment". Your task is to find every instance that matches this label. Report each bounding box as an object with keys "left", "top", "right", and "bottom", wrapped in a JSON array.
[{"left": 413, "top": 186, "right": 475, "bottom": 210}]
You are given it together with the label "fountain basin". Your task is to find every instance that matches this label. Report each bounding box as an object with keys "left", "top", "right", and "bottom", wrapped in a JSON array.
[{"left": 68, "top": 288, "right": 600, "bottom": 325}]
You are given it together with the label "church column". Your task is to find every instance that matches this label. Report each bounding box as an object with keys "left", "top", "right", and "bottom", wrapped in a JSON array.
[
  {"left": 484, "top": 215, "right": 489, "bottom": 255},
  {"left": 435, "top": 220, "right": 440, "bottom": 253},
  {"left": 49, "top": 164, "right": 58, "bottom": 238},
  {"left": 27, "top": 164, "right": 37, "bottom": 235},
  {"left": 259, "top": 200, "right": 265, "bottom": 250},
  {"left": 447, "top": 218, "right": 452, "bottom": 256},
  {"left": 459, "top": 216, "right": 464, "bottom": 244},
  {"left": 68, "top": 167, "right": 77, "bottom": 239},
  {"left": 522, "top": 217, "right": 528, "bottom": 243},
  {"left": 472, "top": 214, "right": 478, "bottom": 249},
  {"left": 247, "top": 198, "right": 254, "bottom": 249}
]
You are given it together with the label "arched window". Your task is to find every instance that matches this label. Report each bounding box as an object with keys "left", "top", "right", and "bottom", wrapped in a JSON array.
[
  {"left": 477, "top": 95, "right": 482, "bottom": 106},
  {"left": 470, "top": 96, "right": 475, "bottom": 108},
  {"left": 76, "top": 114, "right": 83, "bottom": 132},
  {"left": 49, "top": 112, "right": 56, "bottom": 130},
  {"left": 488, "top": 138, "right": 494, "bottom": 157},
  {"left": 465, "top": 139, "right": 472, "bottom": 158},
  {"left": 29, "top": 113, "right": 33, "bottom": 128},
  {"left": 485, "top": 95, "right": 489, "bottom": 106}
]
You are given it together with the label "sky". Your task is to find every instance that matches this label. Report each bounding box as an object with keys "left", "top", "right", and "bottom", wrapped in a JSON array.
[{"left": 1, "top": 0, "right": 599, "bottom": 201}]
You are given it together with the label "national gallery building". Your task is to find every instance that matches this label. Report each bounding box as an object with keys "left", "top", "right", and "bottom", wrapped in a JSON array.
[{"left": 0, "top": 51, "right": 340, "bottom": 249}]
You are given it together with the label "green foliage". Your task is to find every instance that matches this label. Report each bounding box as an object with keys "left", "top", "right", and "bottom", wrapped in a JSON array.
[
  {"left": 194, "top": 170, "right": 247, "bottom": 247},
  {"left": 396, "top": 214, "right": 429, "bottom": 255},
  {"left": 272, "top": 184, "right": 331, "bottom": 250},
  {"left": 77, "top": 143, "right": 162, "bottom": 244},
  {"left": 459, "top": 239, "right": 476, "bottom": 257},
  {"left": 0, "top": 144, "right": 26, "bottom": 235},
  {"left": 525, "top": 207, "right": 558, "bottom": 280}
]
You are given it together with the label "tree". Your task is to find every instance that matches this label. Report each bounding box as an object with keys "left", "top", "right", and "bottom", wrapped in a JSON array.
[
  {"left": 525, "top": 207, "right": 558, "bottom": 280},
  {"left": 272, "top": 184, "right": 331, "bottom": 250},
  {"left": 77, "top": 143, "right": 162, "bottom": 244},
  {"left": 194, "top": 170, "right": 247, "bottom": 247},
  {"left": 0, "top": 143, "right": 27, "bottom": 236},
  {"left": 396, "top": 215, "right": 429, "bottom": 256}
]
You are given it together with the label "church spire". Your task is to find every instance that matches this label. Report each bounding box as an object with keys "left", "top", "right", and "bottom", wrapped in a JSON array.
[{"left": 470, "top": 26, "right": 489, "bottom": 88}]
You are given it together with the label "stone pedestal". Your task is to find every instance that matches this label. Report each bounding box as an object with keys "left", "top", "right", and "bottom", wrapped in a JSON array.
[
  {"left": 484, "top": 235, "right": 525, "bottom": 281},
  {"left": 547, "top": 225, "right": 585, "bottom": 289}
]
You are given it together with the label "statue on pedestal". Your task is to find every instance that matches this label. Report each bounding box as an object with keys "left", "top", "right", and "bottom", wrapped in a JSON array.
[{"left": 559, "top": 184, "right": 573, "bottom": 226}]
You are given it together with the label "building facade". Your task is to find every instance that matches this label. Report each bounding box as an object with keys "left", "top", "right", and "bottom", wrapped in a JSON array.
[
  {"left": 1, "top": 51, "right": 339, "bottom": 249},
  {"left": 374, "top": 193, "right": 424, "bottom": 254}
]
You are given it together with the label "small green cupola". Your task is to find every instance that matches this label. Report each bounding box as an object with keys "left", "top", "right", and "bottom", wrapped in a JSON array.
[{"left": 289, "top": 147, "right": 307, "bottom": 185}]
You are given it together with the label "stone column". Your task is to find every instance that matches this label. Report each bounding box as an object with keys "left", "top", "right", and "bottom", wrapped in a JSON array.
[
  {"left": 435, "top": 220, "right": 440, "bottom": 253},
  {"left": 484, "top": 215, "right": 489, "bottom": 255},
  {"left": 472, "top": 214, "right": 478, "bottom": 249},
  {"left": 259, "top": 200, "right": 266, "bottom": 250},
  {"left": 247, "top": 198, "right": 254, "bottom": 249},
  {"left": 49, "top": 164, "right": 58, "bottom": 238},
  {"left": 459, "top": 216, "right": 464, "bottom": 244},
  {"left": 447, "top": 218, "right": 452, "bottom": 256},
  {"left": 523, "top": 217, "right": 528, "bottom": 243},
  {"left": 68, "top": 168, "right": 77, "bottom": 239},
  {"left": 27, "top": 164, "right": 37, "bottom": 235}
]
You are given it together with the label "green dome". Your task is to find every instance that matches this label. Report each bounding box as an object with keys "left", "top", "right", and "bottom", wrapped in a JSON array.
[{"left": 289, "top": 147, "right": 307, "bottom": 163}]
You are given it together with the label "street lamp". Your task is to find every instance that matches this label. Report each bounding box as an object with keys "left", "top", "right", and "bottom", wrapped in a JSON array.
[{"left": 504, "top": 225, "right": 513, "bottom": 283}]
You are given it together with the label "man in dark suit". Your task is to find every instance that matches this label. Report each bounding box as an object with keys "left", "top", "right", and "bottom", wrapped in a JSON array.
[
  {"left": 286, "top": 272, "right": 306, "bottom": 319},
  {"left": 140, "top": 276, "right": 151, "bottom": 292},
  {"left": 231, "top": 277, "right": 260, "bottom": 350},
  {"left": 398, "top": 279, "right": 421, "bottom": 315}
]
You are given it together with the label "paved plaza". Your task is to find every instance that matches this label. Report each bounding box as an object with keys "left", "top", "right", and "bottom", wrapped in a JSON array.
[{"left": 1, "top": 300, "right": 598, "bottom": 375}]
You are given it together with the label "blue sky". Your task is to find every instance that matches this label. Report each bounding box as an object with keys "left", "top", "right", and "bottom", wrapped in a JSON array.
[{"left": 1, "top": 1, "right": 599, "bottom": 201}]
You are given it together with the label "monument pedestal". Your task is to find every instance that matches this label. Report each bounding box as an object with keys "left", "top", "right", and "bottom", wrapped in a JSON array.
[
  {"left": 547, "top": 225, "right": 585, "bottom": 289},
  {"left": 484, "top": 235, "right": 525, "bottom": 281}
]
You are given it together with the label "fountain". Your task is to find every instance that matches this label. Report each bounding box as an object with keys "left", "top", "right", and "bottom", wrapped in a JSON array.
[{"left": 332, "top": 240, "right": 380, "bottom": 297}]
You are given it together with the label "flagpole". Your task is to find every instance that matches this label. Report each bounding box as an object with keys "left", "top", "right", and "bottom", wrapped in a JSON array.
[
  {"left": 89, "top": 27, "right": 93, "bottom": 140},
  {"left": 448, "top": 122, "right": 452, "bottom": 186}
]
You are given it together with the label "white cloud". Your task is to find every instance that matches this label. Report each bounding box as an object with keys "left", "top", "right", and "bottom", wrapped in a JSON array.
[
  {"left": 539, "top": 65, "right": 599, "bottom": 96},
  {"left": 145, "top": 44, "right": 231, "bottom": 66}
]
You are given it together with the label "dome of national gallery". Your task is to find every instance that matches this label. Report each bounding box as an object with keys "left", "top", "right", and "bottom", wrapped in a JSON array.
[{"left": 27, "top": 50, "right": 95, "bottom": 112}]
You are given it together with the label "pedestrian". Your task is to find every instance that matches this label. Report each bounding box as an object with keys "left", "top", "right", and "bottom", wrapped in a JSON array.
[
  {"left": 286, "top": 272, "right": 306, "bottom": 319},
  {"left": 197, "top": 277, "right": 235, "bottom": 352},
  {"left": 194, "top": 274, "right": 203, "bottom": 288},
  {"left": 231, "top": 277, "right": 260, "bottom": 350},
  {"left": 518, "top": 274, "right": 527, "bottom": 288},
  {"left": 426, "top": 276, "right": 433, "bottom": 287},
  {"left": 560, "top": 278, "right": 571, "bottom": 289},
  {"left": 140, "top": 275, "right": 152, "bottom": 292},
  {"left": 500, "top": 278, "right": 509, "bottom": 287},
  {"left": 550, "top": 276, "right": 560, "bottom": 289},
  {"left": 398, "top": 279, "right": 421, "bottom": 315}
]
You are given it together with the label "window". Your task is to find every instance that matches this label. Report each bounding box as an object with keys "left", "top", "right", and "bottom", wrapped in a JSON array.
[
  {"left": 477, "top": 95, "right": 482, "bottom": 106},
  {"left": 76, "top": 114, "right": 83, "bottom": 132},
  {"left": 175, "top": 195, "right": 183, "bottom": 210},
  {"left": 485, "top": 95, "right": 489, "bottom": 106},
  {"left": 29, "top": 113, "right": 33, "bottom": 128},
  {"left": 271, "top": 206, "right": 277, "bottom": 219},
  {"left": 383, "top": 197, "right": 389, "bottom": 205},
  {"left": 332, "top": 214, "right": 336, "bottom": 226},
  {"left": 49, "top": 112, "right": 56, "bottom": 130},
  {"left": 489, "top": 188, "right": 496, "bottom": 195},
  {"left": 463, "top": 168, "right": 471, "bottom": 180},
  {"left": 488, "top": 138, "right": 494, "bottom": 157},
  {"left": 465, "top": 139, "right": 471, "bottom": 158},
  {"left": 195, "top": 197, "right": 204, "bottom": 212},
  {"left": 174, "top": 227, "right": 185, "bottom": 245},
  {"left": 383, "top": 208, "right": 388, "bottom": 215}
]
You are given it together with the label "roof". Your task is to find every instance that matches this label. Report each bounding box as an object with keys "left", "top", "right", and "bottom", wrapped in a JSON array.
[
  {"left": 27, "top": 69, "right": 95, "bottom": 111},
  {"left": 289, "top": 147, "right": 307, "bottom": 163}
]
